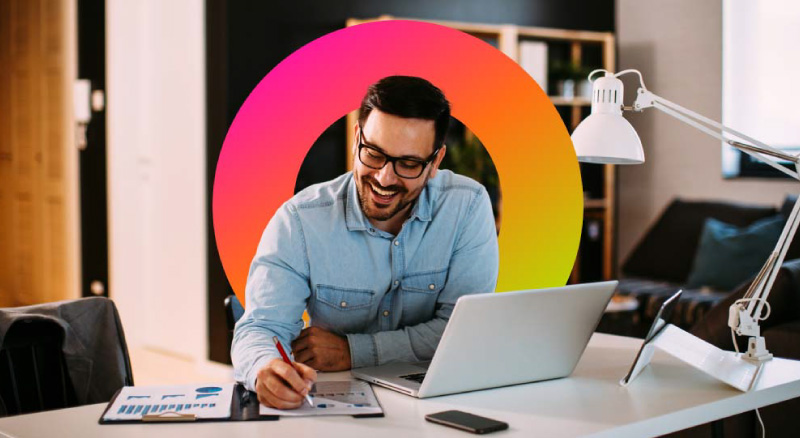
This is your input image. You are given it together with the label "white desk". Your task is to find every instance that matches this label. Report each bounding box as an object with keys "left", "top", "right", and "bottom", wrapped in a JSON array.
[{"left": 1, "top": 333, "right": 799, "bottom": 438}]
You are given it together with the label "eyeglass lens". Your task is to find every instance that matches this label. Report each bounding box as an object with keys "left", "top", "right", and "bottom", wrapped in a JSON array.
[{"left": 359, "top": 146, "right": 426, "bottom": 178}]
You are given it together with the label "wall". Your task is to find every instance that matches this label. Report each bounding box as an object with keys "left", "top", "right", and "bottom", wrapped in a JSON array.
[
  {"left": 107, "top": 0, "right": 207, "bottom": 361},
  {"left": 616, "top": 0, "right": 799, "bottom": 265}
]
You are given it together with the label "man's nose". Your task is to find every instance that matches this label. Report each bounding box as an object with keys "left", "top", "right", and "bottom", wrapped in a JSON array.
[{"left": 374, "top": 162, "right": 399, "bottom": 187}]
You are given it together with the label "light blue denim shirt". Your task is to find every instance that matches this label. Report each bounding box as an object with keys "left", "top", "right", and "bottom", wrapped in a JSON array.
[{"left": 232, "top": 170, "right": 499, "bottom": 391}]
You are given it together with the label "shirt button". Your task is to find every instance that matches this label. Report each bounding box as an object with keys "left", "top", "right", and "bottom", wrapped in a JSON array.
[
  {"left": 429, "top": 284, "right": 436, "bottom": 290},
  {"left": 393, "top": 240, "right": 399, "bottom": 246},
  {"left": 383, "top": 310, "right": 390, "bottom": 317},
  {"left": 340, "top": 301, "right": 347, "bottom": 308},
  {"left": 369, "top": 228, "right": 375, "bottom": 233},
  {"left": 393, "top": 280, "right": 399, "bottom": 287}
]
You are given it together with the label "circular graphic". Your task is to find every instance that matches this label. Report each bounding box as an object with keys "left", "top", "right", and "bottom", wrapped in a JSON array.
[{"left": 213, "top": 20, "right": 582, "bottom": 303}]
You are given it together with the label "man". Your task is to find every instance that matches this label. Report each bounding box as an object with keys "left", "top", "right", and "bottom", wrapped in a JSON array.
[{"left": 232, "top": 76, "right": 499, "bottom": 409}]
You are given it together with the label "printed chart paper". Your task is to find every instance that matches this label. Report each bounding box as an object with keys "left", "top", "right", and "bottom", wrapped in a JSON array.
[
  {"left": 103, "top": 383, "right": 235, "bottom": 421},
  {"left": 259, "top": 380, "right": 382, "bottom": 417}
]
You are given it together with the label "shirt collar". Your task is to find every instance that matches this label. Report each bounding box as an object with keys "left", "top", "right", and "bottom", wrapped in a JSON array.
[
  {"left": 345, "top": 175, "right": 370, "bottom": 231},
  {"left": 408, "top": 181, "right": 432, "bottom": 222},
  {"left": 345, "top": 173, "right": 433, "bottom": 232}
]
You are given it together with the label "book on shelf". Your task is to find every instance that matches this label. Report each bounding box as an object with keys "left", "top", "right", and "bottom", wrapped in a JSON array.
[{"left": 518, "top": 40, "right": 548, "bottom": 94}]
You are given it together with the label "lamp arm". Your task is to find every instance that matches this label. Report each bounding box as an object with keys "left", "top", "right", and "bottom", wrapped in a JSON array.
[
  {"left": 611, "top": 69, "right": 796, "bottom": 167},
  {"left": 629, "top": 87, "right": 800, "bottom": 342},
  {"left": 742, "top": 196, "right": 800, "bottom": 322},
  {"left": 633, "top": 90, "right": 800, "bottom": 179}
]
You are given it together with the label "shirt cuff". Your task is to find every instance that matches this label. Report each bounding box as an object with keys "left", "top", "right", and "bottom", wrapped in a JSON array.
[
  {"left": 246, "top": 355, "right": 274, "bottom": 392},
  {"left": 347, "top": 333, "right": 378, "bottom": 368}
]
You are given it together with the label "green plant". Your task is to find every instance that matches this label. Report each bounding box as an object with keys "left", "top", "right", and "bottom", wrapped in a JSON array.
[
  {"left": 550, "top": 60, "right": 590, "bottom": 82},
  {"left": 440, "top": 131, "right": 499, "bottom": 189},
  {"left": 440, "top": 128, "right": 501, "bottom": 231}
]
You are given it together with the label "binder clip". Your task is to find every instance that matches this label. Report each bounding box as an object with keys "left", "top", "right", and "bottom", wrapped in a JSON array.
[{"left": 142, "top": 411, "right": 198, "bottom": 422}]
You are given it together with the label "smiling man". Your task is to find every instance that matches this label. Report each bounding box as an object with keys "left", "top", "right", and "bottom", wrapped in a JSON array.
[{"left": 232, "top": 76, "right": 499, "bottom": 409}]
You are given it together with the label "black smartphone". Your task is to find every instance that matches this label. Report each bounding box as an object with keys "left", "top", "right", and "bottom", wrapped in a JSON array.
[{"left": 425, "top": 410, "right": 509, "bottom": 434}]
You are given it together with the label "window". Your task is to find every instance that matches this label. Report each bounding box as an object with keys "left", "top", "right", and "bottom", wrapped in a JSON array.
[{"left": 722, "top": 0, "right": 800, "bottom": 178}]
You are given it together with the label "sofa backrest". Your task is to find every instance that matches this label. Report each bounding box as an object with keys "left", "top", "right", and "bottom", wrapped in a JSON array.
[
  {"left": 780, "top": 195, "right": 800, "bottom": 261},
  {"left": 622, "top": 198, "right": 778, "bottom": 283}
]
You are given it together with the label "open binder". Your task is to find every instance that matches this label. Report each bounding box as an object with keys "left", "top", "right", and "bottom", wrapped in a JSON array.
[
  {"left": 99, "top": 383, "right": 277, "bottom": 424},
  {"left": 99, "top": 382, "right": 384, "bottom": 424}
]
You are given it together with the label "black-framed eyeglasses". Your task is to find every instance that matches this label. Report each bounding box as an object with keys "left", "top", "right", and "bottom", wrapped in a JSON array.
[{"left": 356, "top": 126, "right": 440, "bottom": 179}]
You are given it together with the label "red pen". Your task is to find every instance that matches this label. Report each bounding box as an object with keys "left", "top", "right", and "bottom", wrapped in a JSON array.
[{"left": 273, "top": 336, "right": 314, "bottom": 406}]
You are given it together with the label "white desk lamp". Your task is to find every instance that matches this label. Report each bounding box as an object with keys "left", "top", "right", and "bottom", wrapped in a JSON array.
[{"left": 572, "top": 69, "right": 800, "bottom": 364}]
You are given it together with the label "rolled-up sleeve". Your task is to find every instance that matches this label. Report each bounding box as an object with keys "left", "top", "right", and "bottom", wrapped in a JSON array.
[{"left": 231, "top": 203, "right": 311, "bottom": 391}]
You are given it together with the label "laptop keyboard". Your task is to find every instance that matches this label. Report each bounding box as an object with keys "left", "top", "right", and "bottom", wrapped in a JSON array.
[{"left": 399, "top": 372, "right": 426, "bottom": 384}]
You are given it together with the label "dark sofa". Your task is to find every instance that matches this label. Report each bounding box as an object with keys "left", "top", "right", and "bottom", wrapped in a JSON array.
[{"left": 611, "top": 197, "right": 799, "bottom": 336}]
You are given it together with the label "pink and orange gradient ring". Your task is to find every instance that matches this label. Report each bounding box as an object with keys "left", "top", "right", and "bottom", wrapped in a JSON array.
[{"left": 213, "top": 20, "right": 583, "bottom": 303}]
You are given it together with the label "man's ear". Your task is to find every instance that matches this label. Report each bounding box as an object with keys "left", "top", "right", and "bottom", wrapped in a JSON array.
[{"left": 429, "top": 145, "right": 447, "bottom": 179}]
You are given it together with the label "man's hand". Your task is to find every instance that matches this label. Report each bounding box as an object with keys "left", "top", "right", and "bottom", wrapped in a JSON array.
[
  {"left": 255, "top": 358, "right": 317, "bottom": 410},
  {"left": 291, "top": 326, "right": 352, "bottom": 371}
]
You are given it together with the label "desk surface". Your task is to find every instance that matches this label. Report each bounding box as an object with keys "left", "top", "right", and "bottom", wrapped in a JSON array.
[{"left": 1, "top": 333, "right": 799, "bottom": 438}]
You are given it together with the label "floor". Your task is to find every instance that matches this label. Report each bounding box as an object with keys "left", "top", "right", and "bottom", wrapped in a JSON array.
[{"left": 128, "top": 345, "right": 234, "bottom": 386}]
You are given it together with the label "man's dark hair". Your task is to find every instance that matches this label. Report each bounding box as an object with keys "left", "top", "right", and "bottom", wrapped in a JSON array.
[{"left": 358, "top": 76, "right": 451, "bottom": 151}]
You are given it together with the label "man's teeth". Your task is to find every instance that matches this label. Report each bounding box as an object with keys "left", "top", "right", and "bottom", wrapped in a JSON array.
[{"left": 371, "top": 183, "right": 397, "bottom": 197}]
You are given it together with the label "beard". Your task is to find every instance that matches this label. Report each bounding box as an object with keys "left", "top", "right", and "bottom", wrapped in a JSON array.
[{"left": 356, "top": 173, "right": 426, "bottom": 222}]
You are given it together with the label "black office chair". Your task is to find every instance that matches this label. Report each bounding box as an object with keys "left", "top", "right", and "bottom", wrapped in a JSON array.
[
  {"left": 0, "top": 297, "right": 133, "bottom": 418},
  {"left": 0, "top": 317, "right": 78, "bottom": 416},
  {"left": 224, "top": 294, "right": 245, "bottom": 359},
  {"left": 224, "top": 294, "right": 245, "bottom": 332}
]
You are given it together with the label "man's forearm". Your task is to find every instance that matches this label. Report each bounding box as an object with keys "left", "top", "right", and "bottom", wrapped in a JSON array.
[{"left": 347, "top": 315, "right": 448, "bottom": 368}]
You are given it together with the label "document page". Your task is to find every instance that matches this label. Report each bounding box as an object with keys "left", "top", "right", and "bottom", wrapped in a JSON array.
[
  {"left": 103, "top": 383, "right": 235, "bottom": 421},
  {"left": 259, "top": 380, "right": 382, "bottom": 417}
]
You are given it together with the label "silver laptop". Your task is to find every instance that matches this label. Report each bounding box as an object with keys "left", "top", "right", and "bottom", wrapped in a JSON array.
[{"left": 351, "top": 281, "right": 617, "bottom": 398}]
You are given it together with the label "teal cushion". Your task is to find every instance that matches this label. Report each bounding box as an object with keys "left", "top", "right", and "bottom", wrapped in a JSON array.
[{"left": 686, "top": 215, "right": 785, "bottom": 290}]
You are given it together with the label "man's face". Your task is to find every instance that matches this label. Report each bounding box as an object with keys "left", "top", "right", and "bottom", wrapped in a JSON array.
[{"left": 353, "top": 109, "right": 446, "bottom": 224}]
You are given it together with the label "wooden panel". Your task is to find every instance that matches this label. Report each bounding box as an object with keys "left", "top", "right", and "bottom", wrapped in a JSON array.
[
  {"left": 44, "top": 71, "right": 64, "bottom": 179},
  {"left": 345, "top": 110, "right": 358, "bottom": 171},
  {"left": 549, "top": 96, "right": 592, "bottom": 106},
  {"left": 1, "top": 0, "right": 77, "bottom": 306},
  {"left": 348, "top": 16, "right": 610, "bottom": 43},
  {"left": 11, "top": 0, "right": 41, "bottom": 306},
  {"left": 0, "top": 188, "right": 10, "bottom": 307},
  {"left": 14, "top": 193, "right": 37, "bottom": 305},
  {"left": 603, "top": 163, "right": 615, "bottom": 280},
  {"left": 498, "top": 25, "right": 519, "bottom": 61},
  {"left": 0, "top": 0, "right": 11, "bottom": 306},
  {"left": 42, "top": 0, "right": 69, "bottom": 302},
  {"left": 45, "top": 196, "right": 67, "bottom": 302},
  {"left": 601, "top": 35, "right": 616, "bottom": 279}
]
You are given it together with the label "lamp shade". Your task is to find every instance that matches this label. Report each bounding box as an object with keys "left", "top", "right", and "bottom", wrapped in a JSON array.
[
  {"left": 572, "top": 113, "right": 645, "bottom": 164},
  {"left": 570, "top": 71, "right": 645, "bottom": 165}
]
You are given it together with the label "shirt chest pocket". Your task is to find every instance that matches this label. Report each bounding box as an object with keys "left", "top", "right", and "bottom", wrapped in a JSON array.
[
  {"left": 399, "top": 269, "right": 448, "bottom": 325},
  {"left": 311, "top": 285, "right": 375, "bottom": 334}
]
